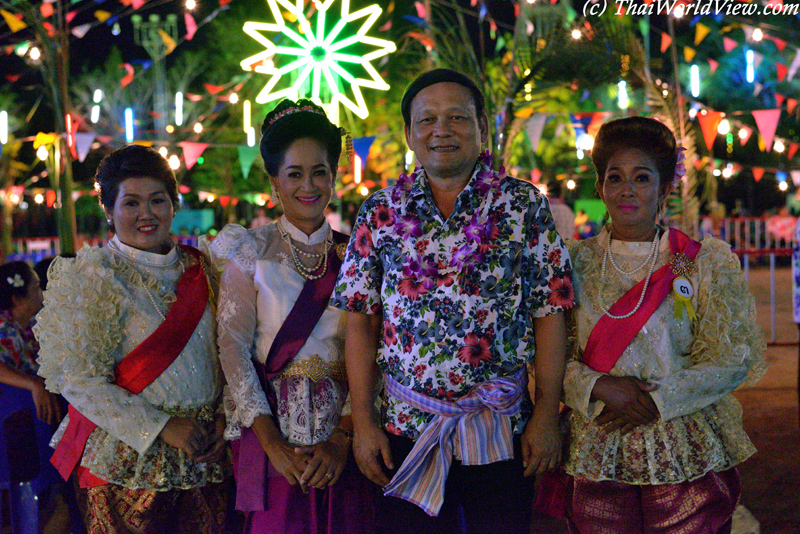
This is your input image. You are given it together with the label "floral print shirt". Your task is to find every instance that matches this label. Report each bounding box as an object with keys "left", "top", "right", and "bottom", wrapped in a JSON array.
[
  {"left": 0, "top": 309, "right": 39, "bottom": 376},
  {"left": 332, "top": 152, "right": 574, "bottom": 439}
]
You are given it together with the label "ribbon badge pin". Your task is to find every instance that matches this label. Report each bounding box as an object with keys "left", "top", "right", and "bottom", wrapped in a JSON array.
[{"left": 669, "top": 252, "right": 697, "bottom": 321}]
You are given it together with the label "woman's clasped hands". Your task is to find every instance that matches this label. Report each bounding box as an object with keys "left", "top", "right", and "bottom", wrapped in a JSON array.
[{"left": 591, "top": 375, "right": 660, "bottom": 435}]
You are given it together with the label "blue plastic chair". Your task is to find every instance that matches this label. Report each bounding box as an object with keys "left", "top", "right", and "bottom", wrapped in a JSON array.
[{"left": 0, "top": 383, "right": 60, "bottom": 534}]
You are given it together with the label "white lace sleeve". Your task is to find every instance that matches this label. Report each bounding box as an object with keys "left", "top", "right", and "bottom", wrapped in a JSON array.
[{"left": 216, "top": 226, "right": 272, "bottom": 440}]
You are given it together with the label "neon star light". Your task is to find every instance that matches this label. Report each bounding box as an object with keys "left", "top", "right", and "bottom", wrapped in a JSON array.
[{"left": 241, "top": 0, "right": 396, "bottom": 121}]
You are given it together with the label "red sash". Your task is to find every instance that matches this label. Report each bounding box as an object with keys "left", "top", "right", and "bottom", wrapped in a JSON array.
[
  {"left": 50, "top": 245, "right": 210, "bottom": 487},
  {"left": 535, "top": 228, "right": 702, "bottom": 519},
  {"left": 582, "top": 228, "right": 701, "bottom": 373},
  {"left": 236, "top": 231, "right": 348, "bottom": 512}
]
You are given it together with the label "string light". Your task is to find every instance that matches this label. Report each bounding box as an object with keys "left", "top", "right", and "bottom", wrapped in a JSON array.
[
  {"left": 567, "top": 179, "right": 576, "bottom": 190},
  {"left": 34, "top": 194, "right": 44, "bottom": 204},
  {"left": 571, "top": 29, "right": 581, "bottom": 39},
  {"left": 125, "top": 108, "right": 134, "bottom": 142},
  {"left": 247, "top": 127, "right": 256, "bottom": 147},
  {"left": 229, "top": 92, "right": 239, "bottom": 104},
  {"left": 618, "top": 80, "right": 629, "bottom": 109},
  {"left": 752, "top": 28, "right": 763, "bottom": 41},
  {"left": 168, "top": 155, "right": 181, "bottom": 170},
  {"left": 746, "top": 49, "right": 755, "bottom": 83},
  {"left": 186, "top": 0, "right": 197, "bottom": 9},
  {"left": 244, "top": 100, "right": 252, "bottom": 132},
  {"left": 175, "top": 92, "right": 184, "bottom": 126},
  {"left": 779, "top": 181, "right": 788, "bottom": 191},
  {"left": 717, "top": 119, "right": 730, "bottom": 135},
  {"left": 159, "top": 147, "right": 169, "bottom": 158},
  {"left": 354, "top": 155, "right": 362, "bottom": 184},
  {"left": 37, "top": 145, "right": 48, "bottom": 161},
  {"left": 207, "top": 194, "right": 216, "bottom": 203},
  {"left": 166, "top": 125, "right": 175, "bottom": 133},
  {"left": 0, "top": 111, "right": 7, "bottom": 144},
  {"left": 774, "top": 140, "right": 785, "bottom": 152},
  {"left": 359, "top": 186, "right": 369, "bottom": 196},
  {"left": 690, "top": 65, "right": 700, "bottom": 98},
  {"left": 193, "top": 122, "right": 203, "bottom": 134},
  {"left": 29, "top": 47, "right": 41, "bottom": 61}
]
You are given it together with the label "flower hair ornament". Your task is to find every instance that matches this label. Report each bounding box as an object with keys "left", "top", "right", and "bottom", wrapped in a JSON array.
[
  {"left": 673, "top": 146, "right": 687, "bottom": 189},
  {"left": 6, "top": 274, "right": 24, "bottom": 288}
]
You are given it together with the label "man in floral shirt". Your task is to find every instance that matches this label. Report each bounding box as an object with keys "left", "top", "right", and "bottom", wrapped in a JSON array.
[{"left": 332, "top": 69, "right": 574, "bottom": 533}]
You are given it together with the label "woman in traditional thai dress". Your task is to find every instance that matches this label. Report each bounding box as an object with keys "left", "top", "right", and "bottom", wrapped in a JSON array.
[
  {"left": 210, "top": 99, "right": 377, "bottom": 534},
  {"left": 34, "top": 145, "right": 228, "bottom": 534},
  {"left": 560, "top": 117, "right": 766, "bottom": 533}
]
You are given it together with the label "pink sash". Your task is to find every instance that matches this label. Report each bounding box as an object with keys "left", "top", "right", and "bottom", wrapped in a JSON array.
[
  {"left": 235, "top": 231, "right": 348, "bottom": 512},
  {"left": 535, "top": 228, "right": 702, "bottom": 518},
  {"left": 582, "top": 228, "right": 701, "bottom": 372},
  {"left": 50, "top": 245, "right": 210, "bottom": 488}
]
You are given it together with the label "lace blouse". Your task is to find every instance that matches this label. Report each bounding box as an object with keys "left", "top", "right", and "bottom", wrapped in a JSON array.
[
  {"left": 563, "top": 228, "right": 767, "bottom": 485},
  {"left": 210, "top": 216, "right": 348, "bottom": 445},
  {"left": 34, "top": 237, "right": 224, "bottom": 491}
]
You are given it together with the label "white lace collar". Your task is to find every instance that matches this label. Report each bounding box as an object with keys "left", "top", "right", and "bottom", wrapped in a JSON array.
[
  {"left": 279, "top": 215, "right": 331, "bottom": 246},
  {"left": 109, "top": 235, "right": 179, "bottom": 267}
]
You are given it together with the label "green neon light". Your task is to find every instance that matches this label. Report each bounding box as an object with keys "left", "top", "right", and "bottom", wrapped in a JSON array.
[{"left": 241, "top": 0, "right": 396, "bottom": 121}]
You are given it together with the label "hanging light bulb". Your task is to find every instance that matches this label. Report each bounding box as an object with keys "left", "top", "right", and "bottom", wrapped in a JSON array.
[
  {"left": 746, "top": 49, "right": 755, "bottom": 83},
  {"left": 566, "top": 179, "right": 576, "bottom": 190},
  {"left": 774, "top": 140, "right": 785, "bottom": 152},
  {"left": 779, "top": 181, "right": 789, "bottom": 191},
  {"left": 34, "top": 194, "right": 44, "bottom": 204},
  {"left": 29, "top": 47, "right": 41, "bottom": 61},
  {"left": 752, "top": 28, "right": 763, "bottom": 42},
  {"left": 717, "top": 119, "right": 730, "bottom": 135},
  {"left": 168, "top": 155, "right": 181, "bottom": 170},
  {"left": 194, "top": 122, "right": 203, "bottom": 134},
  {"left": 37, "top": 145, "right": 48, "bottom": 161},
  {"left": 571, "top": 29, "right": 581, "bottom": 40},
  {"left": 159, "top": 147, "right": 169, "bottom": 158}
]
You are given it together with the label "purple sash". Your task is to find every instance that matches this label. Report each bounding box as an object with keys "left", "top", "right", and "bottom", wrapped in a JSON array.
[{"left": 236, "top": 231, "right": 347, "bottom": 512}]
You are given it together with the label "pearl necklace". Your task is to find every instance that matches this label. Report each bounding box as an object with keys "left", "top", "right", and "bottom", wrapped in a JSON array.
[
  {"left": 598, "top": 229, "right": 660, "bottom": 320},
  {"left": 277, "top": 220, "right": 333, "bottom": 280},
  {"left": 109, "top": 243, "right": 184, "bottom": 321},
  {"left": 605, "top": 228, "right": 659, "bottom": 276}
]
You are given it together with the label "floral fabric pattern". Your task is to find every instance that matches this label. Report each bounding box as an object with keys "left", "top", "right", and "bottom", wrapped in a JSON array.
[
  {"left": 332, "top": 152, "right": 573, "bottom": 439},
  {"left": 0, "top": 309, "right": 39, "bottom": 376}
]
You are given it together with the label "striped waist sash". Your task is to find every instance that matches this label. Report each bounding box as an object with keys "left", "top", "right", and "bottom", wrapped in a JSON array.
[{"left": 382, "top": 367, "right": 526, "bottom": 516}]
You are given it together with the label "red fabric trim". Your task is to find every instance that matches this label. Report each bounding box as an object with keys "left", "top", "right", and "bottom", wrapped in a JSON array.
[
  {"left": 582, "top": 229, "right": 701, "bottom": 374},
  {"left": 51, "top": 245, "right": 209, "bottom": 487}
]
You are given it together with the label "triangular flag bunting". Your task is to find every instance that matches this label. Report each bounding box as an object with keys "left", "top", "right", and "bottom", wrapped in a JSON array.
[
  {"left": 74, "top": 132, "right": 96, "bottom": 163},
  {"left": 751, "top": 109, "right": 781, "bottom": 151},
  {"left": 743, "top": 26, "right": 754, "bottom": 42},
  {"left": 184, "top": 13, "right": 197, "bottom": 40},
  {"left": 661, "top": 32, "right": 672, "bottom": 54},
  {"left": 697, "top": 111, "right": 724, "bottom": 151},
  {"left": 775, "top": 93, "right": 785, "bottom": 108},
  {"left": 694, "top": 23, "right": 710, "bottom": 45},
  {"left": 753, "top": 52, "right": 764, "bottom": 70},
  {"left": 238, "top": 146, "right": 260, "bottom": 179},
  {"left": 752, "top": 167, "right": 765, "bottom": 182},
  {"left": 204, "top": 83, "right": 225, "bottom": 95},
  {"left": 787, "top": 98, "right": 798, "bottom": 115},
  {"left": 65, "top": 11, "right": 77, "bottom": 24},
  {"left": 788, "top": 143, "right": 799, "bottom": 159},
  {"left": 157, "top": 29, "right": 177, "bottom": 55},
  {"left": 33, "top": 132, "right": 57, "bottom": 149},
  {"left": 414, "top": 1, "right": 426, "bottom": 18},
  {"left": 777, "top": 63, "right": 788, "bottom": 82},
  {"left": 723, "top": 37, "right": 738, "bottom": 53},
  {"left": 131, "top": 0, "right": 146, "bottom": 9},
  {"left": 739, "top": 126, "right": 752, "bottom": 146},
  {"left": 40, "top": 3, "right": 54, "bottom": 17},
  {"left": 708, "top": 58, "right": 719, "bottom": 75},
  {"left": 120, "top": 63, "right": 134, "bottom": 88},
  {"left": 71, "top": 24, "right": 91, "bottom": 39},
  {"left": 179, "top": 142, "right": 208, "bottom": 170},
  {"left": 684, "top": 47, "right": 696, "bottom": 62},
  {"left": 46, "top": 190, "right": 56, "bottom": 208},
  {"left": 788, "top": 50, "right": 800, "bottom": 80},
  {"left": 791, "top": 171, "right": 800, "bottom": 186},
  {"left": 770, "top": 36, "right": 787, "bottom": 51},
  {"left": 525, "top": 114, "right": 547, "bottom": 152},
  {"left": 352, "top": 136, "right": 376, "bottom": 168},
  {"left": 94, "top": 10, "right": 111, "bottom": 22},
  {"left": 1, "top": 9, "right": 26, "bottom": 33}
]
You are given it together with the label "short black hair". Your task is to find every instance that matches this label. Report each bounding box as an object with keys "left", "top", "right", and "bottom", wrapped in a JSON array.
[
  {"left": 0, "top": 261, "right": 35, "bottom": 311},
  {"left": 591, "top": 116, "right": 679, "bottom": 196},
  {"left": 94, "top": 145, "right": 179, "bottom": 213},
  {"left": 260, "top": 99, "right": 343, "bottom": 177},
  {"left": 401, "top": 69, "right": 485, "bottom": 126}
]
